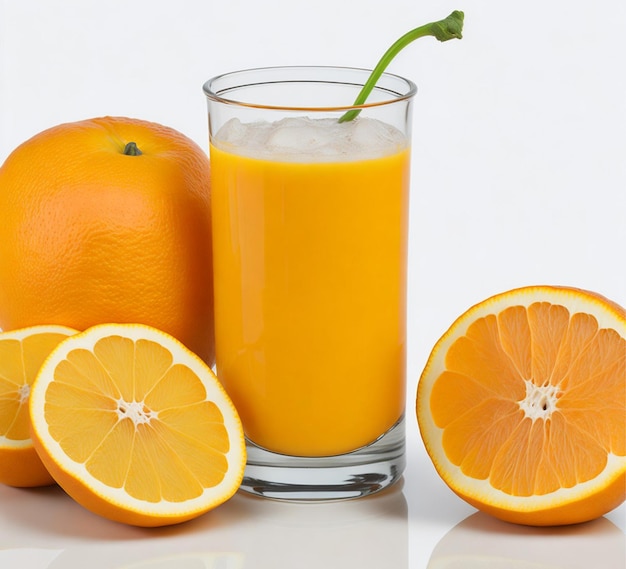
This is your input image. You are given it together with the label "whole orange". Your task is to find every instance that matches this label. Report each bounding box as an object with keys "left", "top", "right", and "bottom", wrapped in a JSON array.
[{"left": 0, "top": 116, "right": 215, "bottom": 364}]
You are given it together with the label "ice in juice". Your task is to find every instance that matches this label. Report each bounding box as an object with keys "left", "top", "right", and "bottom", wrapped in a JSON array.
[{"left": 210, "top": 116, "right": 410, "bottom": 457}]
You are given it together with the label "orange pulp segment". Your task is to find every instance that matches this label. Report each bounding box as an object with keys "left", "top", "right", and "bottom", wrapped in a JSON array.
[
  {"left": 416, "top": 286, "right": 625, "bottom": 526},
  {"left": 29, "top": 323, "right": 246, "bottom": 527},
  {"left": 0, "top": 325, "right": 78, "bottom": 487}
]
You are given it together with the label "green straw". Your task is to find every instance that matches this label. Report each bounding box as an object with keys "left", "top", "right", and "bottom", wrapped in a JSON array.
[{"left": 339, "top": 10, "right": 464, "bottom": 123}]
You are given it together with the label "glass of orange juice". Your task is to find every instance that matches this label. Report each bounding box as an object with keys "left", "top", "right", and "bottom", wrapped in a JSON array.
[{"left": 203, "top": 66, "right": 415, "bottom": 500}]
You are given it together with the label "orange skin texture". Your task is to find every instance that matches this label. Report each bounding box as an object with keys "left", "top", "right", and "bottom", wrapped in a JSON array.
[
  {"left": 0, "top": 445, "right": 55, "bottom": 487},
  {"left": 0, "top": 117, "right": 214, "bottom": 364}
]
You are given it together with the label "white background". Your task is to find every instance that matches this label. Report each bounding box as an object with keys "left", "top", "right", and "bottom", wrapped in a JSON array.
[{"left": 1, "top": 0, "right": 624, "bottom": 567}]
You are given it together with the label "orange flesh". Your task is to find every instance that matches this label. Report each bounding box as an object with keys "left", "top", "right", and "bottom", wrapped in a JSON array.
[
  {"left": 210, "top": 144, "right": 410, "bottom": 456},
  {"left": 44, "top": 336, "right": 231, "bottom": 503},
  {"left": 431, "top": 302, "right": 626, "bottom": 497},
  {"left": 0, "top": 333, "right": 73, "bottom": 441}
]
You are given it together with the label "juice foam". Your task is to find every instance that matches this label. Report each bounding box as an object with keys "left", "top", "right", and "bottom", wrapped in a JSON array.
[{"left": 214, "top": 116, "right": 407, "bottom": 162}]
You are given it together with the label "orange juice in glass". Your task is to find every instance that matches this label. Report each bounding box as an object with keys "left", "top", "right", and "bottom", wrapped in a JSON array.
[{"left": 204, "top": 67, "right": 415, "bottom": 500}]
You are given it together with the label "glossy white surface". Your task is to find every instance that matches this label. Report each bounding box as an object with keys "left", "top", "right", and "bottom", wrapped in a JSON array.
[
  {"left": 0, "top": 0, "right": 624, "bottom": 566},
  {"left": 0, "top": 422, "right": 624, "bottom": 568}
]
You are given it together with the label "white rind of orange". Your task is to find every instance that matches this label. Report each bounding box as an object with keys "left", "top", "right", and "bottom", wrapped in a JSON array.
[
  {"left": 28, "top": 323, "right": 246, "bottom": 526},
  {"left": 416, "top": 285, "right": 626, "bottom": 526}
]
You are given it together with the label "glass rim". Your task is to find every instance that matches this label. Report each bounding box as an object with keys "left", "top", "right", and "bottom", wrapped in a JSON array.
[{"left": 202, "top": 65, "right": 417, "bottom": 112}]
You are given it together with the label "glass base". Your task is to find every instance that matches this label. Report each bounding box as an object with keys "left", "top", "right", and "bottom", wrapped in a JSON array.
[{"left": 239, "top": 416, "right": 406, "bottom": 501}]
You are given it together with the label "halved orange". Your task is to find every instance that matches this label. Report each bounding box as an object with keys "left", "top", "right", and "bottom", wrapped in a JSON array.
[
  {"left": 29, "top": 323, "right": 246, "bottom": 527},
  {"left": 0, "top": 325, "right": 78, "bottom": 487},
  {"left": 416, "top": 285, "right": 625, "bottom": 526}
]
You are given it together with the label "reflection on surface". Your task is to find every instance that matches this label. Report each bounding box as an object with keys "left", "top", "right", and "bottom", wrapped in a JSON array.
[
  {"left": 226, "top": 483, "right": 408, "bottom": 568},
  {"left": 0, "top": 481, "right": 407, "bottom": 569},
  {"left": 428, "top": 511, "right": 626, "bottom": 569},
  {"left": 48, "top": 547, "right": 244, "bottom": 569},
  {"left": 0, "top": 549, "right": 63, "bottom": 568}
]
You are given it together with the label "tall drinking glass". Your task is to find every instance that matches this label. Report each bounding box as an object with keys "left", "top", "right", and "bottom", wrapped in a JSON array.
[{"left": 203, "top": 66, "right": 415, "bottom": 500}]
